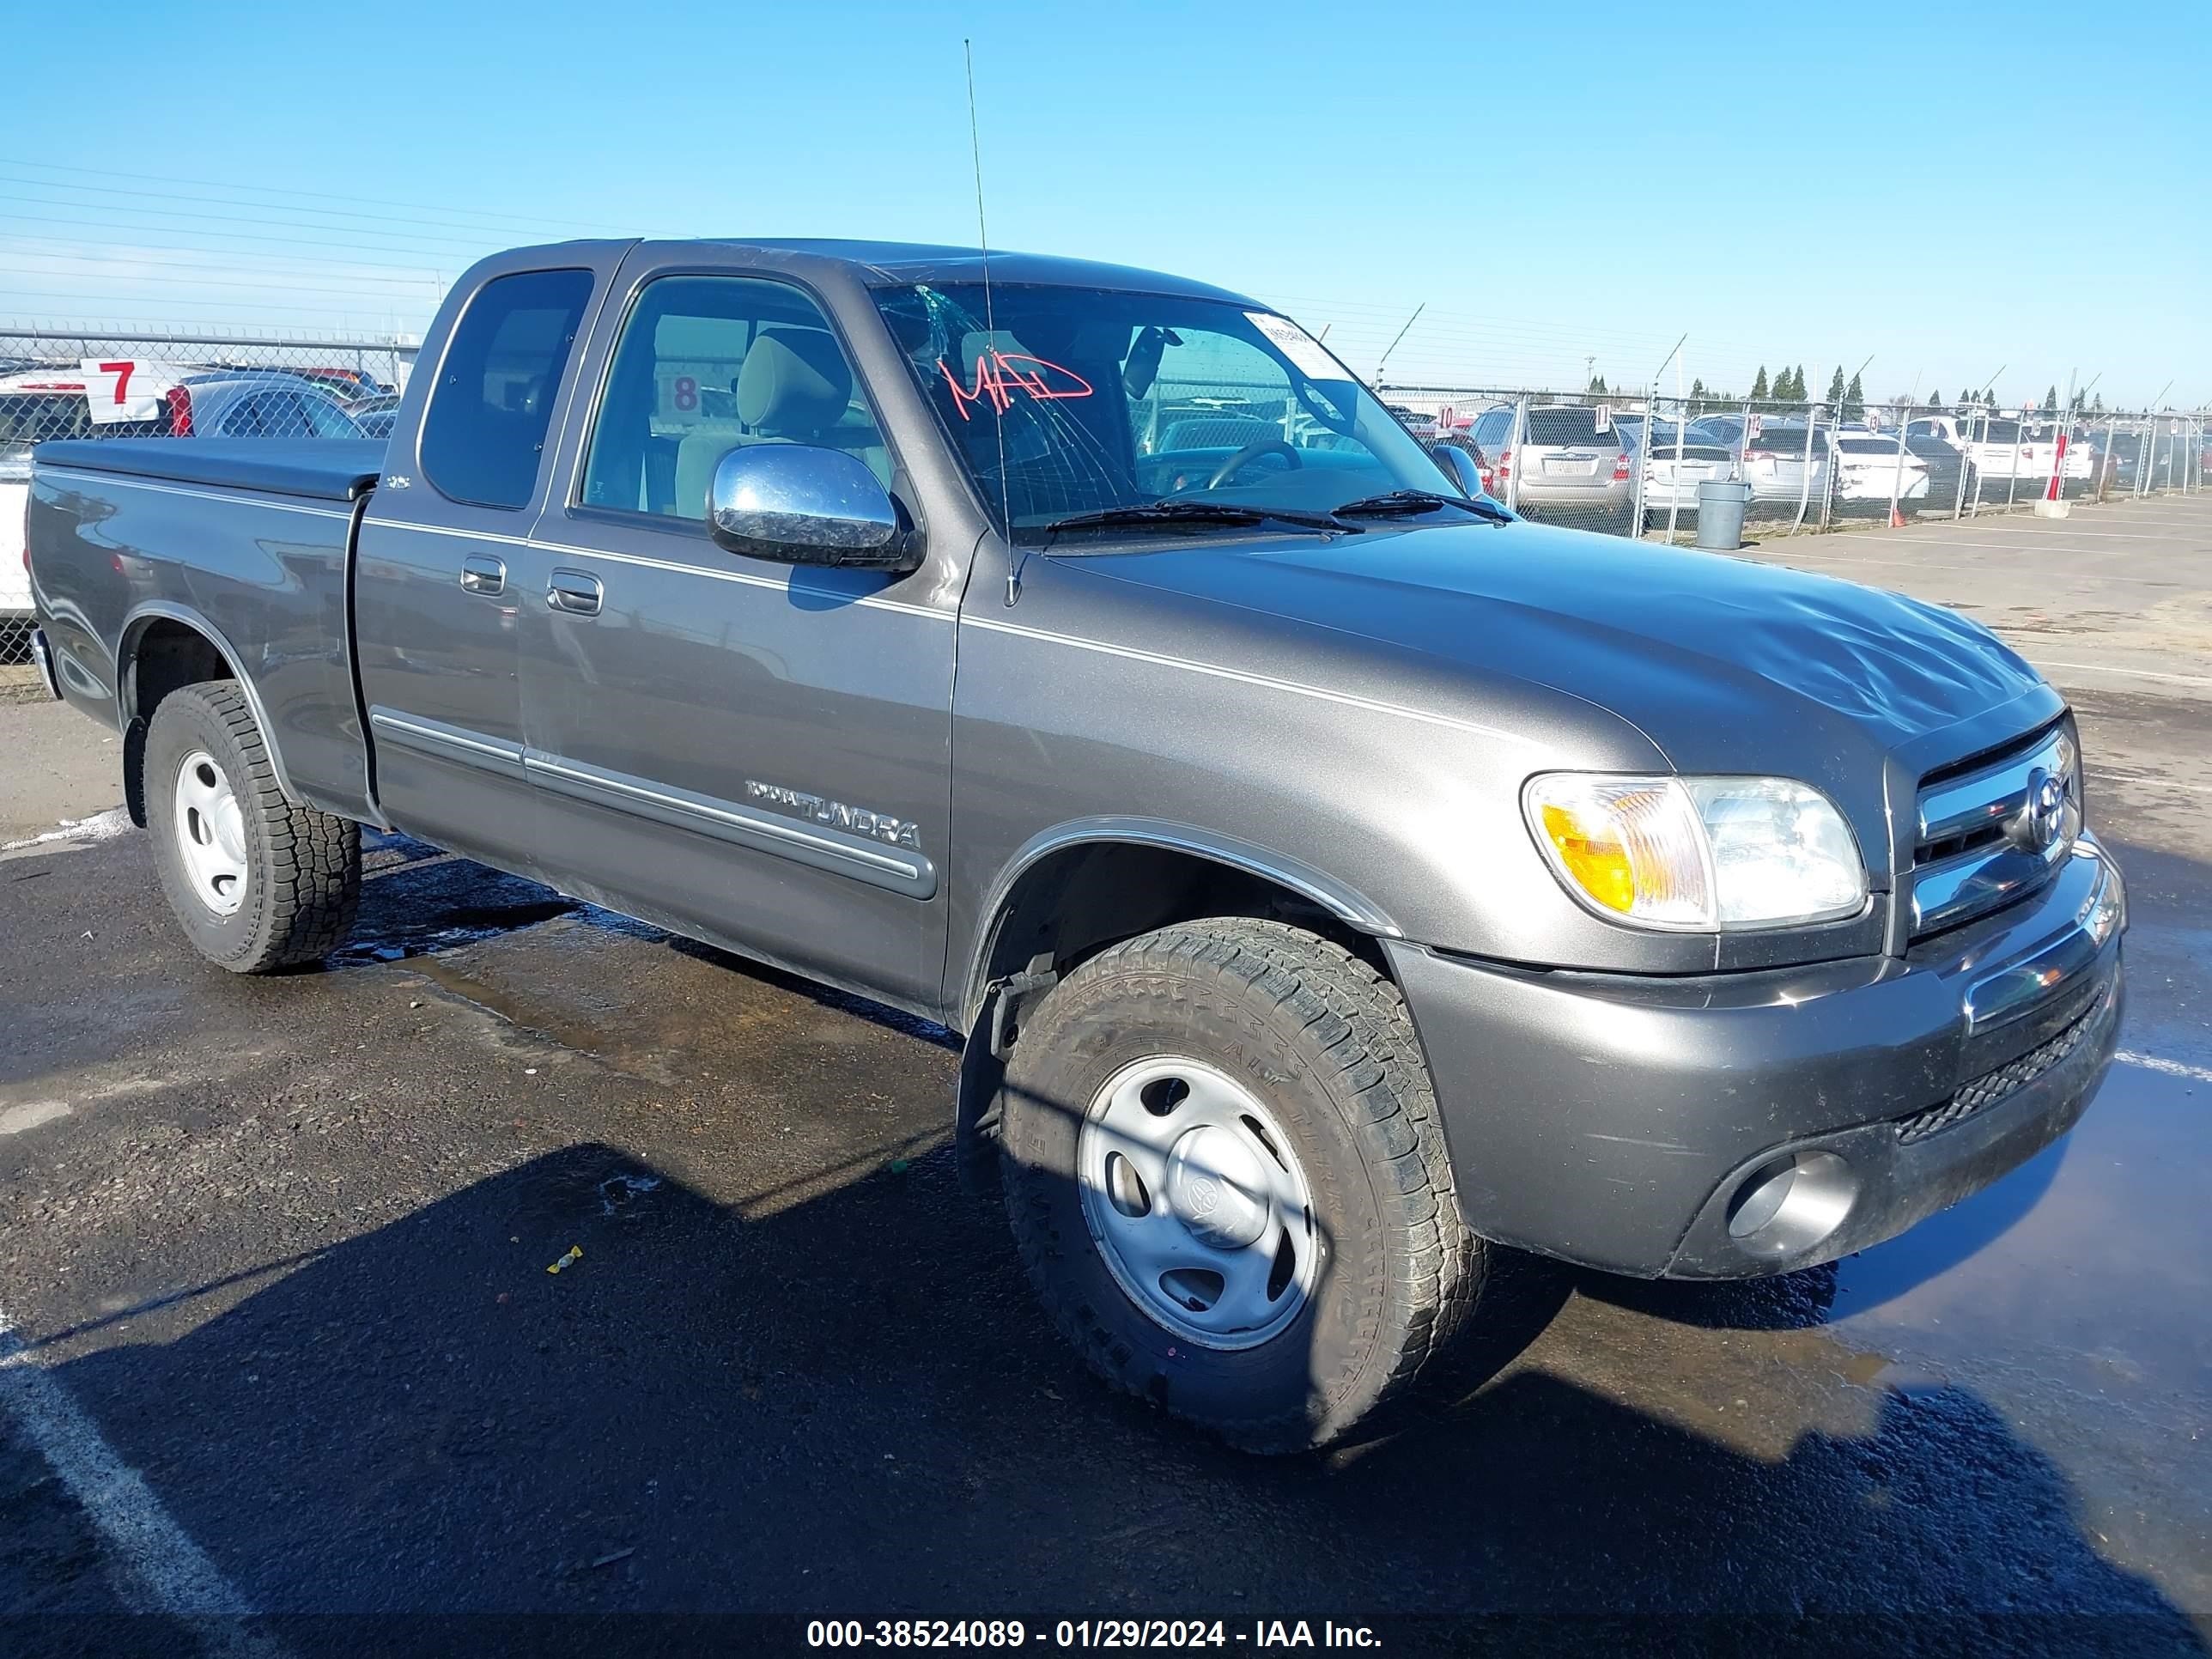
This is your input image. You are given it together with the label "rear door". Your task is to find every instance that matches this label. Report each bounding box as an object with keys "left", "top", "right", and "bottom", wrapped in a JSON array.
[{"left": 352, "top": 254, "right": 621, "bottom": 870}]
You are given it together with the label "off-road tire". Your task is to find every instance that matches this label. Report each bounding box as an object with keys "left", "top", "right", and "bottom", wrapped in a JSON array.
[
  {"left": 1000, "top": 917, "right": 1483, "bottom": 1452},
  {"left": 143, "top": 681, "right": 360, "bottom": 972}
]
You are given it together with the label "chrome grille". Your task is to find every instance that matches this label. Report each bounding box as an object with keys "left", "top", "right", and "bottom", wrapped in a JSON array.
[{"left": 1910, "top": 724, "right": 2081, "bottom": 939}]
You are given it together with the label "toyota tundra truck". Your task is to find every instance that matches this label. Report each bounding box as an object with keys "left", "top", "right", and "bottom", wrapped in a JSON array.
[{"left": 22, "top": 240, "right": 2125, "bottom": 1451}]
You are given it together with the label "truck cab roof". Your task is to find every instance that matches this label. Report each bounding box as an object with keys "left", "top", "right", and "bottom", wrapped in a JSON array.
[{"left": 504, "top": 236, "right": 1261, "bottom": 305}]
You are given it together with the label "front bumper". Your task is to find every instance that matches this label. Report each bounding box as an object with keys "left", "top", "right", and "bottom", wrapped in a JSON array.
[{"left": 1384, "top": 836, "right": 2124, "bottom": 1279}]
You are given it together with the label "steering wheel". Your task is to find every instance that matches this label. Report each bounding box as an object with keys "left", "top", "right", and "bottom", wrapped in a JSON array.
[{"left": 1207, "top": 437, "right": 1304, "bottom": 489}]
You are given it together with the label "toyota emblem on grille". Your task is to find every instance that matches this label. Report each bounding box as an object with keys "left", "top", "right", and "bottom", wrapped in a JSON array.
[{"left": 2015, "top": 768, "right": 2069, "bottom": 854}]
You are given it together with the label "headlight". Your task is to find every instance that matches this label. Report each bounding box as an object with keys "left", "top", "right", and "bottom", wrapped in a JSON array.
[{"left": 1523, "top": 774, "right": 1866, "bottom": 931}]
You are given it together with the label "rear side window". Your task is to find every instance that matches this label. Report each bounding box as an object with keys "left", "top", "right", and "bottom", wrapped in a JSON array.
[{"left": 421, "top": 268, "right": 593, "bottom": 509}]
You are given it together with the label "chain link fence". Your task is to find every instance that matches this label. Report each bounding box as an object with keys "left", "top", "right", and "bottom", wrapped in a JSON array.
[
  {"left": 1382, "top": 384, "right": 2208, "bottom": 541},
  {"left": 3, "top": 322, "right": 2207, "bottom": 668},
  {"left": 1, "top": 328, "right": 410, "bottom": 664}
]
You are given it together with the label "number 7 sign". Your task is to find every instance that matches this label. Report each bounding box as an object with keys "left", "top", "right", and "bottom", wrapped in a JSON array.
[{"left": 80, "top": 358, "right": 170, "bottom": 424}]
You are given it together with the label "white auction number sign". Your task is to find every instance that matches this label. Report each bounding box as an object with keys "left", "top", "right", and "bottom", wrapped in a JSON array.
[{"left": 78, "top": 358, "right": 181, "bottom": 425}]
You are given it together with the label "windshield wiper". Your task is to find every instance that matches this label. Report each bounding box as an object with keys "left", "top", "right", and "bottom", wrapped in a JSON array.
[
  {"left": 1042, "top": 500, "right": 1356, "bottom": 537},
  {"left": 1329, "top": 489, "right": 1512, "bottom": 524}
]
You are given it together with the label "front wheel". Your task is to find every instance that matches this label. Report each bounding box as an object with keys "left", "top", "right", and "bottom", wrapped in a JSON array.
[
  {"left": 143, "top": 681, "right": 361, "bottom": 972},
  {"left": 1000, "top": 918, "right": 1485, "bottom": 1451}
]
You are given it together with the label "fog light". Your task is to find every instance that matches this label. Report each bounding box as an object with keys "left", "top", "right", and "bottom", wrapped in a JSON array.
[{"left": 1725, "top": 1151, "right": 1857, "bottom": 1257}]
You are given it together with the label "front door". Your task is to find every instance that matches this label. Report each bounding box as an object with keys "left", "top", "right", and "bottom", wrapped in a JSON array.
[
  {"left": 511, "top": 264, "right": 956, "bottom": 1013},
  {"left": 353, "top": 259, "right": 613, "bottom": 870}
]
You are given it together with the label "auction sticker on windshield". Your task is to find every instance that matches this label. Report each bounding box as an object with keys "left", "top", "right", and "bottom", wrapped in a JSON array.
[{"left": 1245, "top": 313, "right": 1347, "bottom": 381}]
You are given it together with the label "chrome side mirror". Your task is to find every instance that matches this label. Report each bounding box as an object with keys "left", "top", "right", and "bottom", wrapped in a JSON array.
[
  {"left": 1427, "top": 442, "right": 1485, "bottom": 499},
  {"left": 706, "top": 445, "right": 919, "bottom": 571}
]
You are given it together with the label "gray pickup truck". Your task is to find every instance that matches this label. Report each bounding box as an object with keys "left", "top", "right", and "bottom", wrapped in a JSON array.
[{"left": 24, "top": 239, "right": 2124, "bottom": 1451}]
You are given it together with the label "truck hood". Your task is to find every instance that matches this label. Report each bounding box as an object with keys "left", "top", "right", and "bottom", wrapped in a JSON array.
[{"left": 1076, "top": 519, "right": 2057, "bottom": 835}]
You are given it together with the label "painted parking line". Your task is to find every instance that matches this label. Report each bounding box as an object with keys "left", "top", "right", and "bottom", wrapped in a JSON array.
[
  {"left": 1778, "top": 555, "right": 2189, "bottom": 586},
  {"left": 2096, "top": 774, "right": 2212, "bottom": 797},
  {"left": 2034, "top": 661, "right": 2212, "bottom": 688},
  {"left": 0, "top": 1305, "right": 286, "bottom": 1657},
  {"left": 1844, "top": 529, "right": 2212, "bottom": 547},
  {"left": 2116, "top": 1051, "right": 2212, "bottom": 1086}
]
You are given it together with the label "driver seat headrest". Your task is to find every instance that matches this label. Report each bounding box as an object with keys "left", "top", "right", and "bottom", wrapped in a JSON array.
[{"left": 738, "top": 328, "right": 852, "bottom": 438}]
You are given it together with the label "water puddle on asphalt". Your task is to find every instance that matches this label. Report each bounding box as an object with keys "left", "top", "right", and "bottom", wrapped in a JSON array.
[
  {"left": 331, "top": 832, "right": 589, "bottom": 967},
  {"left": 1821, "top": 1061, "right": 2209, "bottom": 1399}
]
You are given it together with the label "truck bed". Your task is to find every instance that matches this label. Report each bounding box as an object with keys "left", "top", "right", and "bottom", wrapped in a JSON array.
[
  {"left": 32, "top": 437, "right": 385, "bottom": 502},
  {"left": 28, "top": 436, "right": 381, "bottom": 823}
]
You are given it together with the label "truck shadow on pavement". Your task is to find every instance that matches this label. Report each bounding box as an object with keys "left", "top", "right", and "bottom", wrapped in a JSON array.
[{"left": 21, "top": 1141, "right": 2204, "bottom": 1656}]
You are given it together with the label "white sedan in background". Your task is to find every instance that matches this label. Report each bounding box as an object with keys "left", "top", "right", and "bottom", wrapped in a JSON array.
[
  {"left": 1634, "top": 422, "right": 1738, "bottom": 523},
  {"left": 1716, "top": 421, "right": 1835, "bottom": 510},
  {"left": 1828, "top": 432, "right": 1932, "bottom": 507}
]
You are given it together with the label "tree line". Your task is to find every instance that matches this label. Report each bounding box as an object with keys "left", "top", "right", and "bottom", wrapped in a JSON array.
[{"left": 1583, "top": 367, "right": 2112, "bottom": 418}]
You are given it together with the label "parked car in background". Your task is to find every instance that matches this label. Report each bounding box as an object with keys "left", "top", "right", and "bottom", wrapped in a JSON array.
[
  {"left": 1828, "top": 433, "right": 1932, "bottom": 512},
  {"left": 1735, "top": 422, "right": 1834, "bottom": 514},
  {"left": 3, "top": 368, "right": 362, "bottom": 627},
  {"left": 0, "top": 366, "right": 364, "bottom": 445},
  {"left": 348, "top": 392, "right": 403, "bottom": 439},
  {"left": 1384, "top": 404, "right": 1438, "bottom": 441},
  {"left": 167, "top": 374, "right": 368, "bottom": 440},
  {"left": 2097, "top": 424, "right": 2195, "bottom": 494},
  {"left": 1632, "top": 421, "right": 1737, "bottom": 526},
  {"left": 293, "top": 367, "right": 391, "bottom": 402},
  {"left": 7, "top": 364, "right": 212, "bottom": 650},
  {"left": 1905, "top": 413, "right": 2086, "bottom": 500},
  {"left": 1900, "top": 430, "right": 1968, "bottom": 511},
  {"left": 1466, "top": 403, "right": 1634, "bottom": 529}
]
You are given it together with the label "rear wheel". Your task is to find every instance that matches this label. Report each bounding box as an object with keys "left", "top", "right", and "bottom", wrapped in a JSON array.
[
  {"left": 143, "top": 682, "right": 360, "bottom": 972},
  {"left": 1000, "top": 918, "right": 1484, "bottom": 1452}
]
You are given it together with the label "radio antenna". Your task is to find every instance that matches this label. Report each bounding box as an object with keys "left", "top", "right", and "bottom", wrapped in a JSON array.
[{"left": 963, "top": 39, "right": 1019, "bottom": 605}]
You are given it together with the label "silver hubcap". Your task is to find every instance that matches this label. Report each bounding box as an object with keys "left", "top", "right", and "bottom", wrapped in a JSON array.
[
  {"left": 1077, "top": 1056, "right": 1320, "bottom": 1350},
  {"left": 171, "top": 749, "right": 249, "bottom": 917}
]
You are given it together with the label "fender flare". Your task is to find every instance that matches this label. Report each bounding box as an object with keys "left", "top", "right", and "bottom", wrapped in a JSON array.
[
  {"left": 958, "top": 814, "right": 1401, "bottom": 1028},
  {"left": 117, "top": 600, "right": 301, "bottom": 805},
  {"left": 951, "top": 816, "right": 1402, "bottom": 1198}
]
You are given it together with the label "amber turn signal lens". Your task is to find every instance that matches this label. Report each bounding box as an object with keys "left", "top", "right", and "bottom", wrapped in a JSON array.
[{"left": 1539, "top": 801, "right": 1637, "bottom": 914}]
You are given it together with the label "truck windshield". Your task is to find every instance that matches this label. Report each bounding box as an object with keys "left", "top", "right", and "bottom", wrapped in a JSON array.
[{"left": 873, "top": 283, "right": 1451, "bottom": 544}]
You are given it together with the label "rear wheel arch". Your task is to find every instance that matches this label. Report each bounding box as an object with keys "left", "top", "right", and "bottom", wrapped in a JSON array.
[{"left": 117, "top": 605, "right": 298, "bottom": 824}]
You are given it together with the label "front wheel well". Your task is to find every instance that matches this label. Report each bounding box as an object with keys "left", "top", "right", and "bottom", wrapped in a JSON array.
[
  {"left": 967, "top": 841, "right": 1392, "bottom": 1031},
  {"left": 952, "top": 841, "right": 1396, "bottom": 1198}
]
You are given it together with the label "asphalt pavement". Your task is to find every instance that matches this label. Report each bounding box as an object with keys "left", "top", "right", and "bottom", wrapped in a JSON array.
[{"left": 3, "top": 495, "right": 2209, "bottom": 1656}]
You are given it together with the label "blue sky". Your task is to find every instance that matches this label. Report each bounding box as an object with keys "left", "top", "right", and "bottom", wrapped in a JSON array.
[{"left": 6, "top": 0, "right": 2206, "bottom": 407}]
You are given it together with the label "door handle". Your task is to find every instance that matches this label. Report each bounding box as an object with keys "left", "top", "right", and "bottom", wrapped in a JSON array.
[
  {"left": 459, "top": 554, "right": 506, "bottom": 595},
  {"left": 547, "top": 568, "right": 604, "bottom": 617}
]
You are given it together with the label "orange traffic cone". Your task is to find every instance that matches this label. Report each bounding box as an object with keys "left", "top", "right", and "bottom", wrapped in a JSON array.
[{"left": 1889, "top": 504, "right": 1906, "bottom": 528}]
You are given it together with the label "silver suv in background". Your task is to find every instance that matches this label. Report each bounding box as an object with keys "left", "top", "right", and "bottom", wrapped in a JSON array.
[
  {"left": 1467, "top": 403, "right": 1634, "bottom": 530},
  {"left": 1632, "top": 421, "right": 1738, "bottom": 527}
]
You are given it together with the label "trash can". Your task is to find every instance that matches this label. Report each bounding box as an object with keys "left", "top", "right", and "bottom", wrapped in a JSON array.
[{"left": 1694, "top": 481, "right": 1753, "bottom": 550}]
